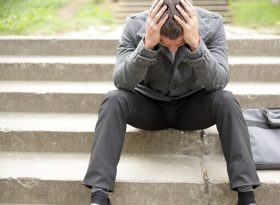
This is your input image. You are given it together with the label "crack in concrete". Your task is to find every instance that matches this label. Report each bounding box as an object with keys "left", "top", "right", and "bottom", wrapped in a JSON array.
[
  {"left": 16, "top": 177, "right": 40, "bottom": 190},
  {"left": 199, "top": 130, "right": 211, "bottom": 204}
]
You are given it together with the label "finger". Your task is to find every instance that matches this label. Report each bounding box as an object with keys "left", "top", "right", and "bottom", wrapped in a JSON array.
[
  {"left": 149, "top": 0, "right": 158, "bottom": 17},
  {"left": 149, "top": 0, "right": 158, "bottom": 16},
  {"left": 174, "top": 15, "right": 186, "bottom": 28},
  {"left": 185, "top": 0, "right": 196, "bottom": 16},
  {"left": 150, "top": 0, "right": 164, "bottom": 19},
  {"left": 176, "top": 4, "right": 191, "bottom": 23},
  {"left": 153, "top": 5, "right": 167, "bottom": 23},
  {"left": 151, "top": 0, "right": 159, "bottom": 10},
  {"left": 179, "top": 0, "right": 193, "bottom": 17},
  {"left": 158, "top": 13, "right": 169, "bottom": 27}
]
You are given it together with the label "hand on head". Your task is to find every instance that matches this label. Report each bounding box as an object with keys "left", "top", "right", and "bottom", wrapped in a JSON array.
[
  {"left": 174, "top": 0, "right": 199, "bottom": 51},
  {"left": 145, "top": 0, "right": 199, "bottom": 52},
  {"left": 145, "top": 0, "right": 168, "bottom": 49}
]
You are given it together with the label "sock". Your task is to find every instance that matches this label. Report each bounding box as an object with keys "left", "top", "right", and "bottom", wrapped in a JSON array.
[
  {"left": 237, "top": 185, "right": 253, "bottom": 192},
  {"left": 91, "top": 188, "right": 109, "bottom": 205},
  {"left": 238, "top": 191, "right": 256, "bottom": 205},
  {"left": 91, "top": 187, "right": 108, "bottom": 194}
]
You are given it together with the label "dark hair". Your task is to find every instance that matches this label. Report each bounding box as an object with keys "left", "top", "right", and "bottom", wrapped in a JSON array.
[{"left": 160, "top": 0, "right": 183, "bottom": 40}]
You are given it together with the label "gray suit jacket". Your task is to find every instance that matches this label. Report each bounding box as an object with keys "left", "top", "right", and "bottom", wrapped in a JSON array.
[{"left": 114, "top": 7, "right": 229, "bottom": 101}]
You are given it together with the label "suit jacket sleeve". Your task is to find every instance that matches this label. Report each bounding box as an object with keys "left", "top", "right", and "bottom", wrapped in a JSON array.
[
  {"left": 182, "top": 15, "right": 229, "bottom": 91},
  {"left": 113, "top": 18, "right": 159, "bottom": 91}
]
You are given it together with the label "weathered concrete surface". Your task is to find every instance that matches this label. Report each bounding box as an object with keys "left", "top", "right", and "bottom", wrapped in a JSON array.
[
  {"left": 229, "top": 56, "right": 280, "bottom": 82},
  {"left": 0, "top": 153, "right": 279, "bottom": 205},
  {"left": 0, "top": 37, "right": 279, "bottom": 56},
  {"left": 0, "top": 82, "right": 280, "bottom": 113},
  {"left": 0, "top": 90, "right": 273, "bottom": 114},
  {"left": 227, "top": 37, "right": 280, "bottom": 56},
  {"left": 201, "top": 126, "right": 223, "bottom": 156},
  {"left": 0, "top": 130, "right": 202, "bottom": 156},
  {"left": 0, "top": 56, "right": 279, "bottom": 82},
  {"left": 0, "top": 27, "right": 279, "bottom": 205},
  {"left": 0, "top": 56, "right": 115, "bottom": 81},
  {"left": 0, "top": 37, "right": 119, "bottom": 56},
  {"left": 0, "top": 112, "right": 203, "bottom": 155},
  {"left": 0, "top": 179, "right": 207, "bottom": 205},
  {"left": 206, "top": 157, "right": 280, "bottom": 205},
  {"left": 0, "top": 92, "right": 105, "bottom": 113},
  {"left": 0, "top": 153, "right": 206, "bottom": 205}
]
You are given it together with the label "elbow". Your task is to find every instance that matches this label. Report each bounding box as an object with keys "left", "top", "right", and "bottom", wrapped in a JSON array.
[{"left": 113, "top": 74, "right": 136, "bottom": 91}]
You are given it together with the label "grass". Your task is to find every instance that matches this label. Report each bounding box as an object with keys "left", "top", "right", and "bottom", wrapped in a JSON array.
[
  {"left": 229, "top": 0, "right": 280, "bottom": 31},
  {"left": 0, "top": 0, "right": 114, "bottom": 35},
  {"left": 1, "top": 0, "right": 279, "bottom": 35}
]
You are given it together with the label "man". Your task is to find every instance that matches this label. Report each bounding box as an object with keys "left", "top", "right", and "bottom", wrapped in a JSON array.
[{"left": 83, "top": 0, "right": 261, "bottom": 204}]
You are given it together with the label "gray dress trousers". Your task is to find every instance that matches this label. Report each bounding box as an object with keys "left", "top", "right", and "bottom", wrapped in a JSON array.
[{"left": 83, "top": 89, "right": 260, "bottom": 192}]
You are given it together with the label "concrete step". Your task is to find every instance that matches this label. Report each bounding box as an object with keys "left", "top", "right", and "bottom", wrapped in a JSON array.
[
  {"left": 203, "top": 126, "right": 224, "bottom": 156},
  {"left": 0, "top": 81, "right": 112, "bottom": 113},
  {"left": 116, "top": 5, "right": 230, "bottom": 12},
  {"left": 0, "top": 37, "right": 279, "bottom": 56},
  {"left": 0, "top": 112, "right": 202, "bottom": 155},
  {"left": 0, "top": 81, "right": 279, "bottom": 113},
  {"left": 0, "top": 56, "right": 279, "bottom": 82},
  {"left": 117, "top": 1, "right": 229, "bottom": 7},
  {"left": 114, "top": 10, "right": 232, "bottom": 18},
  {"left": 115, "top": 16, "right": 233, "bottom": 24},
  {"left": 118, "top": 0, "right": 228, "bottom": 3},
  {"left": 0, "top": 56, "right": 116, "bottom": 81},
  {"left": 229, "top": 56, "right": 280, "bottom": 82},
  {"left": 194, "top": 0, "right": 229, "bottom": 6},
  {"left": 115, "top": 14, "right": 232, "bottom": 24},
  {"left": 0, "top": 152, "right": 279, "bottom": 205},
  {"left": 115, "top": 0, "right": 232, "bottom": 23},
  {"left": 0, "top": 112, "right": 275, "bottom": 157},
  {"left": 0, "top": 37, "right": 119, "bottom": 56}
]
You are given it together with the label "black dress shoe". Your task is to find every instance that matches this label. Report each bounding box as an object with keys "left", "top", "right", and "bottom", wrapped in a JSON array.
[
  {"left": 90, "top": 190, "right": 111, "bottom": 205},
  {"left": 236, "top": 202, "right": 256, "bottom": 205},
  {"left": 237, "top": 191, "right": 256, "bottom": 205},
  {"left": 90, "top": 198, "right": 111, "bottom": 205}
]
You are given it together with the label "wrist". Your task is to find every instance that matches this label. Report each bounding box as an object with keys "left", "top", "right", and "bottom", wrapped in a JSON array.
[
  {"left": 144, "top": 38, "right": 155, "bottom": 50},
  {"left": 189, "top": 37, "right": 200, "bottom": 52}
]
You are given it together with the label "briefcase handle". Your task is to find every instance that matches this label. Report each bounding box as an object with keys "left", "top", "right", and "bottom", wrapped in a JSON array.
[{"left": 261, "top": 108, "right": 280, "bottom": 128}]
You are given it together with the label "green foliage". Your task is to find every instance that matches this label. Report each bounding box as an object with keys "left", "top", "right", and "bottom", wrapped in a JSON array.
[
  {"left": 0, "top": 0, "right": 114, "bottom": 35},
  {"left": 229, "top": 0, "right": 280, "bottom": 29},
  {"left": 74, "top": 0, "right": 114, "bottom": 25},
  {"left": 0, "top": 0, "right": 70, "bottom": 34}
]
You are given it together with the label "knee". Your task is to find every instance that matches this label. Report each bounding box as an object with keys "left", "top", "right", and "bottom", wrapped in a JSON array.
[
  {"left": 101, "top": 90, "right": 130, "bottom": 111},
  {"left": 105, "top": 90, "right": 127, "bottom": 104},
  {"left": 106, "top": 90, "right": 122, "bottom": 102},
  {"left": 219, "top": 90, "right": 236, "bottom": 103},
  {"left": 212, "top": 90, "right": 239, "bottom": 110}
]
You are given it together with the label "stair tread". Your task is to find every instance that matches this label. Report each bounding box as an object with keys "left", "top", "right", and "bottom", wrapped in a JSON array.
[
  {"left": 0, "top": 55, "right": 116, "bottom": 64},
  {"left": 0, "top": 112, "right": 143, "bottom": 132},
  {"left": 0, "top": 152, "right": 279, "bottom": 185},
  {"left": 0, "top": 35, "right": 279, "bottom": 41},
  {"left": 0, "top": 112, "right": 202, "bottom": 155},
  {"left": 229, "top": 56, "right": 280, "bottom": 64},
  {"left": 116, "top": 6, "right": 231, "bottom": 12},
  {"left": 226, "top": 82, "right": 280, "bottom": 95},
  {"left": 0, "top": 56, "right": 279, "bottom": 64},
  {"left": 0, "top": 152, "right": 203, "bottom": 183},
  {"left": 0, "top": 81, "right": 115, "bottom": 94},
  {"left": 0, "top": 81, "right": 280, "bottom": 95}
]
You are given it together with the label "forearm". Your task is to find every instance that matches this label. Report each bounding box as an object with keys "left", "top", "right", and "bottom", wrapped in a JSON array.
[
  {"left": 114, "top": 39, "right": 159, "bottom": 90},
  {"left": 184, "top": 38, "right": 229, "bottom": 90}
]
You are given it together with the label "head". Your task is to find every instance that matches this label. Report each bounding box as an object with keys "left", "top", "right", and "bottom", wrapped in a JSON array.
[
  {"left": 160, "top": 0, "right": 183, "bottom": 40},
  {"left": 159, "top": 0, "right": 185, "bottom": 53}
]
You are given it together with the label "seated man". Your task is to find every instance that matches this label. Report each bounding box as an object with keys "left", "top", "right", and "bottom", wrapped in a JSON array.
[{"left": 83, "top": 0, "right": 260, "bottom": 204}]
